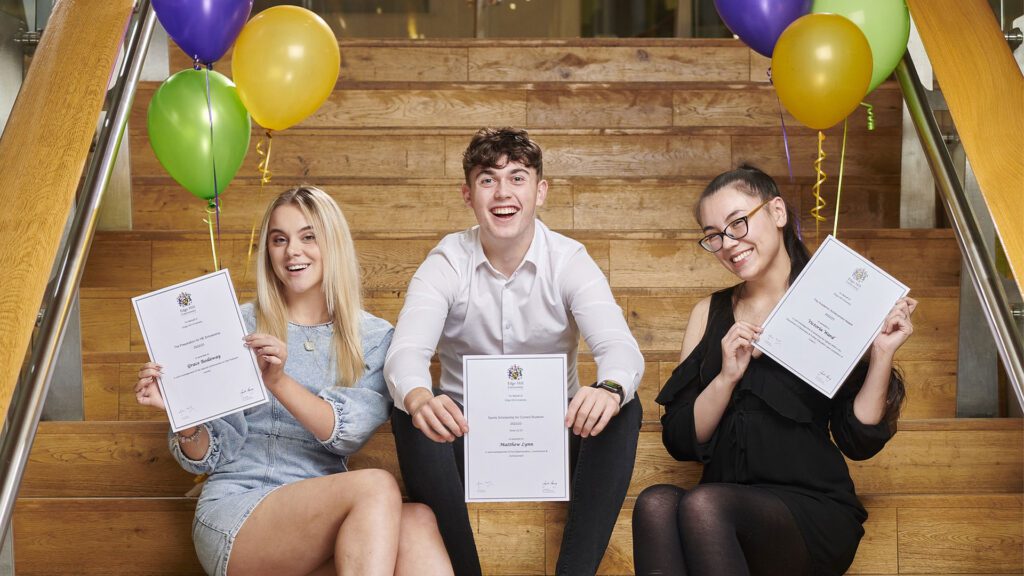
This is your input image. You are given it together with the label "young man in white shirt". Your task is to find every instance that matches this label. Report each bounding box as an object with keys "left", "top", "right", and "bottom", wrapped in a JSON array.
[{"left": 384, "top": 127, "right": 644, "bottom": 576}]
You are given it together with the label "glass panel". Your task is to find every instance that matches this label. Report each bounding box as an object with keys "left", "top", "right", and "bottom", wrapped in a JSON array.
[
  {"left": 254, "top": 1, "right": 475, "bottom": 39},
  {"left": 249, "top": 0, "right": 739, "bottom": 39}
]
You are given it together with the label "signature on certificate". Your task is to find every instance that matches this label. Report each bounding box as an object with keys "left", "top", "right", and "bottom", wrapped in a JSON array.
[
  {"left": 542, "top": 480, "right": 559, "bottom": 494},
  {"left": 476, "top": 480, "right": 493, "bottom": 493}
]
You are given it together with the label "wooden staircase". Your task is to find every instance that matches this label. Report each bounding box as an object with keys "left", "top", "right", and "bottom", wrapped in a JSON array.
[{"left": 12, "top": 39, "right": 1022, "bottom": 574}]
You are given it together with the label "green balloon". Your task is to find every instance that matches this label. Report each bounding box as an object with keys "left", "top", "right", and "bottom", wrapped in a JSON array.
[
  {"left": 147, "top": 69, "right": 251, "bottom": 202},
  {"left": 812, "top": 0, "right": 910, "bottom": 94}
]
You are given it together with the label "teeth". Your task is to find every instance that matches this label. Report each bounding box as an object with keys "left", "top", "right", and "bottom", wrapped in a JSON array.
[
  {"left": 731, "top": 249, "right": 752, "bottom": 263},
  {"left": 287, "top": 264, "right": 309, "bottom": 271},
  {"left": 491, "top": 206, "right": 518, "bottom": 216}
]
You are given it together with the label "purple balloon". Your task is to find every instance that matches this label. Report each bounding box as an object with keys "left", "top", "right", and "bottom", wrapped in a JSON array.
[
  {"left": 714, "top": 0, "right": 812, "bottom": 57},
  {"left": 153, "top": 0, "right": 253, "bottom": 65}
]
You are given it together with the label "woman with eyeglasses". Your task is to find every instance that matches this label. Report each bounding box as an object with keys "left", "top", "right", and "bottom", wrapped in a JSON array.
[{"left": 631, "top": 165, "right": 917, "bottom": 576}]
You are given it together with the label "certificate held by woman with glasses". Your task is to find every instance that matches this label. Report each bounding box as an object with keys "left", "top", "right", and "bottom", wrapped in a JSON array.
[{"left": 750, "top": 236, "right": 909, "bottom": 398}]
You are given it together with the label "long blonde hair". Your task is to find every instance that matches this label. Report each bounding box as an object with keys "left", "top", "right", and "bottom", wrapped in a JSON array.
[{"left": 254, "top": 186, "right": 364, "bottom": 386}]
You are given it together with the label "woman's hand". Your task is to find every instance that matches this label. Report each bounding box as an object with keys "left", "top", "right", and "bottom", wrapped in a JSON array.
[
  {"left": 244, "top": 333, "right": 289, "bottom": 388},
  {"left": 871, "top": 297, "right": 917, "bottom": 359},
  {"left": 720, "top": 321, "right": 762, "bottom": 386},
  {"left": 134, "top": 362, "right": 166, "bottom": 411}
]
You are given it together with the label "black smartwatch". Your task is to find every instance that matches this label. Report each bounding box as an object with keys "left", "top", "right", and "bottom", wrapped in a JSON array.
[{"left": 592, "top": 380, "right": 625, "bottom": 405}]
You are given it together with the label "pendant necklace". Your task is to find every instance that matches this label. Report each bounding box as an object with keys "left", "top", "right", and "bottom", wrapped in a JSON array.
[{"left": 300, "top": 325, "right": 318, "bottom": 352}]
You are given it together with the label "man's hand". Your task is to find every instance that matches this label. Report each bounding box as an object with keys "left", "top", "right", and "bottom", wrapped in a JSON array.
[
  {"left": 565, "top": 386, "right": 621, "bottom": 438},
  {"left": 405, "top": 388, "right": 469, "bottom": 443}
]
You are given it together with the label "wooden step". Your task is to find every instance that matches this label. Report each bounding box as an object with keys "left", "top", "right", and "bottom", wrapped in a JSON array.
[
  {"left": 21, "top": 419, "right": 1022, "bottom": 499},
  {"left": 129, "top": 176, "right": 902, "bottom": 234},
  {"left": 14, "top": 493, "right": 1021, "bottom": 575}
]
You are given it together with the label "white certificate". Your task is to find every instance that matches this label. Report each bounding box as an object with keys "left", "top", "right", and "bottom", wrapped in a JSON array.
[
  {"left": 132, "top": 269, "right": 269, "bottom": 431},
  {"left": 753, "top": 236, "right": 909, "bottom": 398},
  {"left": 463, "top": 354, "right": 570, "bottom": 502}
]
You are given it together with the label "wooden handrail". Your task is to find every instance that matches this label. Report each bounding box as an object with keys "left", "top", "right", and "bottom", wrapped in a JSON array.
[
  {"left": 907, "top": 0, "right": 1024, "bottom": 293},
  {"left": 0, "top": 0, "right": 134, "bottom": 425}
]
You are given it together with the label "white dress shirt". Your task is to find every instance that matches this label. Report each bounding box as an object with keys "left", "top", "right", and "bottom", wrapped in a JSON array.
[{"left": 385, "top": 220, "right": 644, "bottom": 413}]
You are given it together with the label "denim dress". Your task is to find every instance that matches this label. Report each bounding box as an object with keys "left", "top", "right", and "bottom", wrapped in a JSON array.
[{"left": 169, "top": 303, "right": 393, "bottom": 575}]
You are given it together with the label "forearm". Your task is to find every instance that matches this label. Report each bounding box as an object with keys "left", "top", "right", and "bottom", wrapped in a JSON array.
[
  {"left": 268, "top": 376, "right": 335, "bottom": 441},
  {"left": 692, "top": 374, "right": 735, "bottom": 443},
  {"left": 174, "top": 426, "right": 210, "bottom": 460},
  {"left": 853, "top": 350, "right": 895, "bottom": 426}
]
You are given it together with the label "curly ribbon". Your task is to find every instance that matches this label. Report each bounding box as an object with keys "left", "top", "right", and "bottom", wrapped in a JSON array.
[
  {"left": 203, "top": 203, "right": 221, "bottom": 271},
  {"left": 810, "top": 131, "right": 827, "bottom": 243},
  {"left": 204, "top": 64, "right": 221, "bottom": 243},
  {"left": 244, "top": 131, "right": 274, "bottom": 282},
  {"left": 860, "top": 101, "right": 875, "bottom": 131},
  {"left": 767, "top": 66, "right": 795, "bottom": 183},
  {"left": 833, "top": 119, "right": 849, "bottom": 239}
]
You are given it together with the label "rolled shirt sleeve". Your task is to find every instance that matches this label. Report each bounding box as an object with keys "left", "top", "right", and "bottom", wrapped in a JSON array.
[
  {"left": 561, "top": 250, "right": 644, "bottom": 403},
  {"left": 384, "top": 252, "right": 457, "bottom": 413}
]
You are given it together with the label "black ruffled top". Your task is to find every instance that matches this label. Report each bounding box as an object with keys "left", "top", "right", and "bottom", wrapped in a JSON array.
[{"left": 657, "top": 286, "right": 896, "bottom": 576}]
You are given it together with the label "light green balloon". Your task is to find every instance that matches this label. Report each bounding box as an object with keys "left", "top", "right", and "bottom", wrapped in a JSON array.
[
  {"left": 812, "top": 0, "right": 911, "bottom": 94},
  {"left": 147, "top": 69, "right": 251, "bottom": 202}
]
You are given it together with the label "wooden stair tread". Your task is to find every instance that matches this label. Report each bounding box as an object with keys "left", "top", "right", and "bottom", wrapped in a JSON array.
[
  {"left": 14, "top": 493, "right": 1021, "bottom": 576},
  {"left": 21, "top": 419, "right": 1021, "bottom": 499}
]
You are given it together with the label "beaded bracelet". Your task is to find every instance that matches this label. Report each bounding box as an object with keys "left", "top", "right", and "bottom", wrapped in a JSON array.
[{"left": 177, "top": 426, "right": 203, "bottom": 444}]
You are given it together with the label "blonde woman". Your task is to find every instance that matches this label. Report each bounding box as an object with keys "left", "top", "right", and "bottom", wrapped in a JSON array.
[{"left": 135, "top": 187, "right": 452, "bottom": 576}]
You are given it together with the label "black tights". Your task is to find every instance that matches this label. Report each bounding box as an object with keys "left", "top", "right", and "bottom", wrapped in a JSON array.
[{"left": 632, "top": 483, "right": 813, "bottom": 576}]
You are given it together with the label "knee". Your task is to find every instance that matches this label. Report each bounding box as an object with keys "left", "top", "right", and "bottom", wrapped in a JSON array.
[
  {"left": 402, "top": 503, "right": 439, "bottom": 532},
  {"left": 348, "top": 468, "right": 402, "bottom": 504},
  {"left": 634, "top": 484, "right": 683, "bottom": 524},
  {"left": 676, "top": 485, "right": 729, "bottom": 533}
]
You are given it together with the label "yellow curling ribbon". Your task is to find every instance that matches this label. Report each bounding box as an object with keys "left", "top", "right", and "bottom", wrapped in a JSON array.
[
  {"left": 810, "top": 130, "right": 827, "bottom": 243},
  {"left": 833, "top": 119, "right": 849, "bottom": 239},
  {"left": 245, "top": 131, "right": 274, "bottom": 282},
  {"left": 203, "top": 203, "right": 221, "bottom": 271},
  {"left": 860, "top": 101, "right": 875, "bottom": 131}
]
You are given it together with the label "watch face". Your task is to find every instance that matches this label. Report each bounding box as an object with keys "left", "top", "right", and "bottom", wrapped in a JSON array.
[{"left": 600, "top": 381, "right": 622, "bottom": 391}]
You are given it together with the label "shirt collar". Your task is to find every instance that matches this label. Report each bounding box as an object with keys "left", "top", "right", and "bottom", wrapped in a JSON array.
[{"left": 472, "top": 221, "right": 546, "bottom": 279}]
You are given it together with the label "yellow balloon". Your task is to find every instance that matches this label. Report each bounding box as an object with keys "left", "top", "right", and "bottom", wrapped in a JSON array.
[
  {"left": 232, "top": 6, "right": 339, "bottom": 131},
  {"left": 771, "top": 13, "right": 872, "bottom": 130}
]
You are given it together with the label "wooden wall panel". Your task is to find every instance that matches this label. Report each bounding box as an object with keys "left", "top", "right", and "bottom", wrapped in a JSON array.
[
  {"left": 131, "top": 132, "right": 449, "bottom": 181},
  {"left": 82, "top": 363, "right": 118, "bottom": 421},
  {"left": 732, "top": 131, "right": 901, "bottom": 179},
  {"left": 13, "top": 498, "right": 203, "bottom": 575},
  {"left": 315, "top": 89, "right": 527, "bottom": 128},
  {"left": 527, "top": 90, "right": 674, "bottom": 129},
  {"left": 898, "top": 507, "right": 1023, "bottom": 573},
  {"left": 474, "top": 509, "right": 546, "bottom": 575},
  {"left": 847, "top": 506, "right": 899, "bottom": 574},
  {"left": 80, "top": 298, "right": 131, "bottom": 354},
  {"left": 850, "top": 427, "right": 1023, "bottom": 494},
  {"left": 342, "top": 46, "right": 469, "bottom": 82},
  {"left": 468, "top": 46, "right": 751, "bottom": 83},
  {"left": 445, "top": 134, "right": 733, "bottom": 179},
  {"left": 609, "top": 240, "right": 735, "bottom": 289},
  {"left": 573, "top": 183, "right": 702, "bottom": 231}
]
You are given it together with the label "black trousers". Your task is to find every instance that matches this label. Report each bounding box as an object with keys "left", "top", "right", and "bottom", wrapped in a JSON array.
[{"left": 392, "top": 394, "right": 642, "bottom": 576}]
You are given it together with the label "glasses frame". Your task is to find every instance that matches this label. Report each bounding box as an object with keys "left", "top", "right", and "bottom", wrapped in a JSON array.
[{"left": 697, "top": 198, "right": 774, "bottom": 253}]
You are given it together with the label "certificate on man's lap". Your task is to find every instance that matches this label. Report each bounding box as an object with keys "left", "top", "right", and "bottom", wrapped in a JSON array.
[
  {"left": 463, "top": 354, "right": 570, "bottom": 502},
  {"left": 753, "top": 235, "right": 909, "bottom": 398},
  {"left": 133, "top": 269, "right": 268, "bottom": 431}
]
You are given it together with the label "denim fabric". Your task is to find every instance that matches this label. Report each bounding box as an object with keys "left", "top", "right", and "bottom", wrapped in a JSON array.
[
  {"left": 169, "top": 303, "right": 394, "bottom": 575},
  {"left": 393, "top": 394, "right": 642, "bottom": 576}
]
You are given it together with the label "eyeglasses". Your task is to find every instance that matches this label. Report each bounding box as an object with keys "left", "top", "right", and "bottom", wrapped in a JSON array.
[{"left": 697, "top": 198, "right": 773, "bottom": 253}]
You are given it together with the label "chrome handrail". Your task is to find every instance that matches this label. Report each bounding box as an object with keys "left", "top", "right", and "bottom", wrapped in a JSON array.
[
  {"left": 0, "top": 0, "right": 156, "bottom": 540},
  {"left": 895, "top": 53, "right": 1024, "bottom": 411}
]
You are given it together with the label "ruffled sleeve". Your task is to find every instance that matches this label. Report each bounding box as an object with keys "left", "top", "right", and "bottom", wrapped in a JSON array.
[
  {"left": 168, "top": 411, "right": 248, "bottom": 475},
  {"left": 829, "top": 361, "right": 897, "bottom": 461},
  {"left": 317, "top": 314, "right": 394, "bottom": 456},
  {"left": 657, "top": 340, "right": 717, "bottom": 463}
]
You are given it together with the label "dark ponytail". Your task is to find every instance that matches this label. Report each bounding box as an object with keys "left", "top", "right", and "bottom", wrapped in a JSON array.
[{"left": 695, "top": 164, "right": 810, "bottom": 284}]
